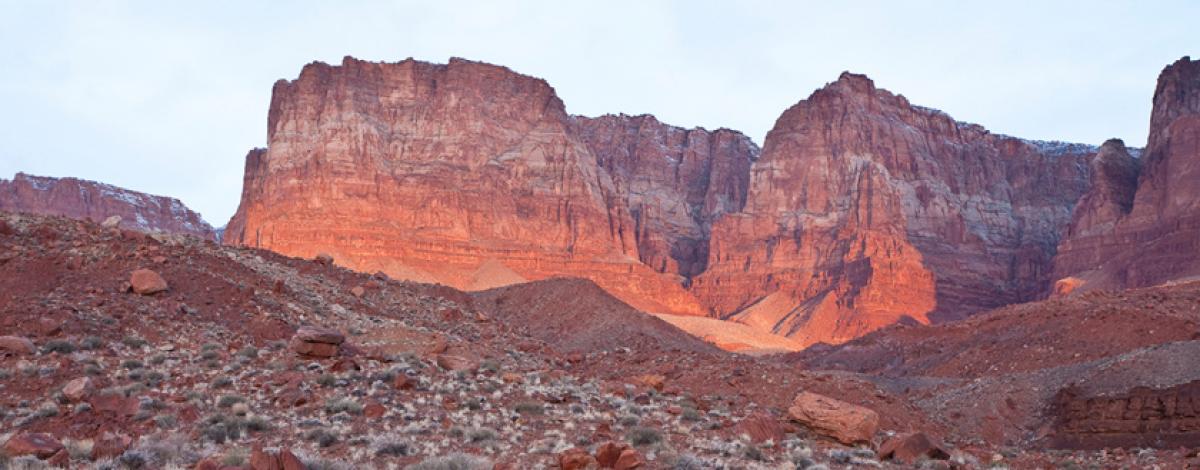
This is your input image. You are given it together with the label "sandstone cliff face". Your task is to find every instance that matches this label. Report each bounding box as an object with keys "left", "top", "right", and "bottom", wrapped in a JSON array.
[
  {"left": 691, "top": 73, "right": 1095, "bottom": 346},
  {"left": 0, "top": 172, "right": 215, "bottom": 240},
  {"left": 569, "top": 114, "right": 758, "bottom": 278},
  {"left": 224, "top": 57, "right": 706, "bottom": 315},
  {"left": 1053, "top": 57, "right": 1200, "bottom": 293}
]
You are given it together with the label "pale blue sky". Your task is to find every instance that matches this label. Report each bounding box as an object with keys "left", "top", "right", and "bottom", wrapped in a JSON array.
[{"left": 1, "top": 1, "right": 1196, "bottom": 225}]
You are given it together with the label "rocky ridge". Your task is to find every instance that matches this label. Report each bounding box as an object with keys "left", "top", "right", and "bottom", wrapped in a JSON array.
[{"left": 0, "top": 173, "right": 216, "bottom": 241}]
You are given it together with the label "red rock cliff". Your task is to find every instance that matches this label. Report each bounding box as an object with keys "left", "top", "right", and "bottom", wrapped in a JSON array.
[
  {"left": 224, "top": 57, "right": 706, "bottom": 315},
  {"left": 690, "top": 73, "right": 1095, "bottom": 346},
  {"left": 570, "top": 114, "right": 758, "bottom": 278},
  {"left": 1053, "top": 56, "right": 1200, "bottom": 292},
  {"left": 0, "top": 172, "right": 215, "bottom": 240}
]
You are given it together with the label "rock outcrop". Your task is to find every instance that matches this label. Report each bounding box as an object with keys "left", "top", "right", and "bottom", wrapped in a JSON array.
[
  {"left": 1053, "top": 57, "right": 1200, "bottom": 293},
  {"left": 691, "top": 73, "right": 1095, "bottom": 346},
  {"left": 224, "top": 57, "right": 708, "bottom": 315},
  {"left": 570, "top": 114, "right": 758, "bottom": 278},
  {"left": 0, "top": 173, "right": 216, "bottom": 240}
]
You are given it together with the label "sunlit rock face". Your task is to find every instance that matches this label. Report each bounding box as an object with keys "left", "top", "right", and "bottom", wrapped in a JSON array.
[
  {"left": 224, "top": 57, "right": 712, "bottom": 315},
  {"left": 691, "top": 73, "right": 1095, "bottom": 346},
  {"left": 0, "top": 172, "right": 215, "bottom": 240},
  {"left": 1053, "top": 56, "right": 1200, "bottom": 293},
  {"left": 227, "top": 56, "right": 1128, "bottom": 348}
]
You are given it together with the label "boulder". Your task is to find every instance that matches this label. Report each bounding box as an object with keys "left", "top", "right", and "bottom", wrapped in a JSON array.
[
  {"left": 293, "top": 326, "right": 344, "bottom": 344},
  {"left": 878, "top": 432, "right": 950, "bottom": 464},
  {"left": 788, "top": 392, "right": 879, "bottom": 444},
  {"left": 735, "top": 412, "right": 790, "bottom": 443},
  {"left": 614, "top": 448, "right": 645, "bottom": 470},
  {"left": 291, "top": 341, "right": 339, "bottom": 358},
  {"left": 130, "top": 268, "right": 168, "bottom": 295},
  {"left": 0, "top": 335, "right": 36, "bottom": 355},
  {"left": 3, "top": 433, "right": 64, "bottom": 459},
  {"left": 436, "top": 353, "right": 479, "bottom": 372},
  {"left": 101, "top": 215, "right": 122, "bottom": 228},
  {"left": 62, "top": 377, "right": 94, "bottom": 401},
  {"left": 558, "top": 447, "right": 596, "bottom": 470},
  {"left": 595, "top": 441, "right": 631, "bottom": 467}
]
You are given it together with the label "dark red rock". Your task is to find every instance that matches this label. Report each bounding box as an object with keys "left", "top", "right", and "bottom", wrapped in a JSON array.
[
  {"left": 878, "top": 432, "right": 949, "bottom": 464},
  {"left": 293, "top": 326, "right": 344, "bottom": 344},
  {"left": 595, "top": 441, "right": 631, "bottom": 468},
  {"left": 0, "top": 172, "right": 216, "bottom": 240},
  {"left": 613, "top": 448, "right": 645, "bottom": 470},
  {"left": 0, "top": 335, "right": 36, "bottom": 355},
  {"left": 130, "top": 268, "right": 168, "bottom": 295},
  {"left": 558, "top": 447, "right": 595, "bottom": 470},
  {"left": 3, "top": 433, "right": 63, "bottom": 459}
]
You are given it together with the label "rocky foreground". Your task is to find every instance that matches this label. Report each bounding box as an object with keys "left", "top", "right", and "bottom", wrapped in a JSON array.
[{"left": 4, "top": 211, "right": 1200, "bottom": 469}]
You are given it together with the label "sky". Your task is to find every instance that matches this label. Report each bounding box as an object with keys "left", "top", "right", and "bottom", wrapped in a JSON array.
[{"left": 1, "top": 1, "right": 1197, "bottom": 226}]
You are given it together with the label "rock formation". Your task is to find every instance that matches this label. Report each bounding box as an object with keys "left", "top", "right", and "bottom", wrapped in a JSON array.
[
  {"left": 1053, "top": 56, "right": 1200, "bottom": 293},
  {"left": 691, "top": 73, "right": 1095, "bottom": 346},
  {"left": 569, "top": 114, "right": 758, "bottom": 278},
  {"left": 0, "top": 172, "right": 216, "bottom": 240},
  {"left": 225, "top": 56, "right": 758, "bottom": 316},
  {"left": 229, "top": 56, "right": 1200, "bottom": 348}
]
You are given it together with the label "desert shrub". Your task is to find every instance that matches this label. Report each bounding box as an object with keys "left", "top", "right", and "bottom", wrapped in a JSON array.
[
  {"left": 212, "top": 376, "right": 233, "bottom": 388},
  {"left": 199, "top": 350, "right": 221, "bottom": 361},
  {"left": 149, "top": 354, "right": 168, "bottom": 366},
  {"left": 626, "top": 427, "right": 662, "bottom": 446},
  {"left": 0, "top": 369, "right": 10, "bottom": 380},
  {"left": 405, "top": 453, "right": 492, "bottom": 470},
  {"left": 743, "top": 444, "right": 765, "bottom": 461},
  {"left": 671, "top": 454, "right": 706, "bottom": 470},
  {"left": 325, "top": 397, "right": 362, "bottom": 415},
  {"left": 467, "top": 427, "right": 497, "bottom": 443},
  {"left": 619, "top": 414, "right": 640, "bottom": 426},
  {"left": 4, "top": 455, "right": 50, "bottom": 469},
  {"left": 122, "top": 336, "right": 148, "bottom": 348},
  {"left": 317, "top": 373, "right": 338, "bottom": 388},
  {"left": 306, "top": 428, "right": 339, "bottom": 447},
  {"left": 236, "top": 346, "right": 258, "bottom": 360},
  {"left": 41, "top": 339, "right": 76, "bottom": 354},
  {"left": 80, "top": 336, "right": 105, "bottom": 350},
  {"left": 513, "top": 401, "right": 543, "bottom": 415},
  {"left": 32, "top": 402, "right": 59, "bottom": 418},
  {"left": 217, "top": 394, "right": 246, "bottom": 408},
  {"left": 84, "top": 364, "right": 103, "bottom": 376},
  {"left": 222, "top": 448, "right": 249, "bottom": 467},
  {"left": 681, "top": 407, "right": 704, "bottom": 422},
  {"left": 245, "top": 415, "right": 272, "bottom": 432},
  {"left": 375, "top": 440, "right": 410, "bottom": 456},
  {"left": 154, "top": 414, "right": 177, "bottom": 429},
  {"left": 479, "top": 360, "right": 500, "bottom": 373},
  {"left": 121, "top": 359, "right": 144, "bottom": 370}
]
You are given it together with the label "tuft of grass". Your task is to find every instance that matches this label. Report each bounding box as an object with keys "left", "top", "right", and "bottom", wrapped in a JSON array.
[
  {"left": 306, "top": 429, "right": 339, "bottom": 448},
  {"left": 405, "top": 453, "right": 492, "bottom": 470},
  {"left": 375, "top": 440, "right": 410, "bottom": 457},
  {"left": 217, "top": 394, "right": 246, "bottom": 408},
  {"left": 41, "top": 339, "right": 76, "bottom": 354},
  {"left": 681, "top": 407, "right": 704, "bottom": 422},
  {"left": 211, "top": 376, "right": 233, "bottom": 388},
  {"left": 325, "top": 397, "right": 363, "bottom": 415},
  {"left": 80, "top": 336, "right": 105, "bottom": 350},
  {"left": 245, "top": 415, "right": 272, "bottom": 432},
  {"left": 317, "top": 373, "right": 338, "bottom": 388},
  {"left": 467, "top": 427, "right": 497, "bottom": 444},
  {"left": 235, "top": 346, "right": 258, "bottom": 360},
  {"left": 626, "top": 427, "right": 662, "bottom": 446},
  {"left": 121, "top": 359, "right": 144, "bottom": 370},
  {"left": 513, "top": 401, "right": 544, "bottom": 416},
  {"left": 122, "top": 336, "right": 148, "bottom": 348}
]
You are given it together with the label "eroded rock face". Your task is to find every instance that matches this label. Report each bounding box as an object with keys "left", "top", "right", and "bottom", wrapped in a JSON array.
[
  {"left": 570, "top": 114, "right": 758, "bottom": 278},
  {"left": 0, "top": 173, "right": 216, "bottom": 240},
  {"left": 692, "top": 73, "right": 1094, "bottom": 346},
  {"left": 1053, "top": 57, "right": 1200, "bottom": 293},
  {"left": 224, "top": 57, "right": 705, "bottom": 315}
]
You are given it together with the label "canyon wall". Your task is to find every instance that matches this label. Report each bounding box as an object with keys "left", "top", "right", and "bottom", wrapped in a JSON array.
[
  {"left": 691, "top": 73, "right": 1095, "bottom": 346},
  {"left": 229, "top": 56, "right": 1200, "bottom": 348},
  {"left": 0, "top": 172, "right": 215, "bottom": 240},
  {"left": 1053, "top": 56, "right": 1200, "bottom": 293}
]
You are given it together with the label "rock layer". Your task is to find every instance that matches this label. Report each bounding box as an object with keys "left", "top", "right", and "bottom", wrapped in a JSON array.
[
  {"left": 692, "top": 73, "right": 1094, "bottom": 346},
  {"left": 0, "top": 173, "right": 215, "bottom": 240},
  {"left": 225, "top": 57, "right": 758, "bottom": 316},
  {"left": 1053, "top": 57, "right": 1200, "bottom": 292}
]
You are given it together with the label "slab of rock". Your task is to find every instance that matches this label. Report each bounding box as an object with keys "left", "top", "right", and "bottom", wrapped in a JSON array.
[
  {"left": 435, "top": 353, "right": 478, "bottom": 372},
  {"left": 0, "top": 335, "right": 36, "bottom": 355},
  {"left": 130, "top": 268, "right": 168, "bottom": 295},
  {"left": 614, "top": 448, "right": 646, "bottom": 469},
  {"left": 788, "top": 391, "right": 879, "bottom": 444},
  {"left": 291, "top": 326, "right": 345, "bottom": 358},
  {"left": 3, "top": 432, "right": 63, "bottom": 459},
  {"left": 293, "top": 326, "right": 344, "bottom": 345},
  {"left": 62, "top": 377, "right": 94, "bottom": 401},
  {"left": 878, "top": 432, "right": 950, "bottom": 464}
]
